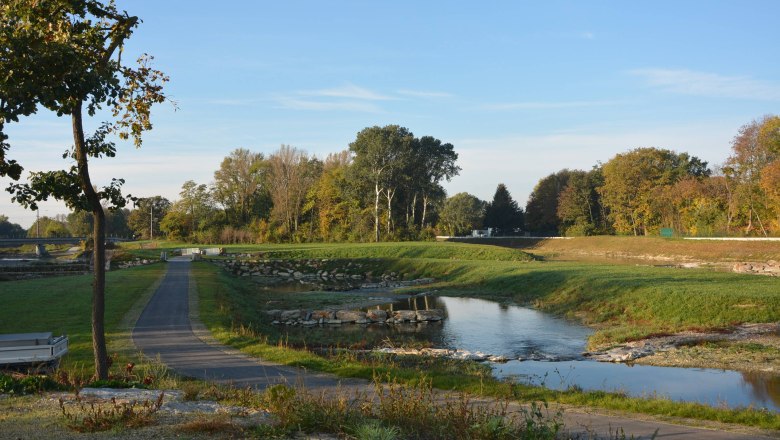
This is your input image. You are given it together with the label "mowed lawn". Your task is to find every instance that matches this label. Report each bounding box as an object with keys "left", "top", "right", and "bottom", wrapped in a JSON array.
[{"left": 0, "top": 263, "right": 165, "bottom": 368}]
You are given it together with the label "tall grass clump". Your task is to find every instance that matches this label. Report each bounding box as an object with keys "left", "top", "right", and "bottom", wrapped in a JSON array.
[{"left": 257, "top": 377, "right": 561, "bottom": 440}]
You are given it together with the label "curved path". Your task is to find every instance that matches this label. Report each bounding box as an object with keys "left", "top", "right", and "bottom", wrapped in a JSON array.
[
  {"left": 133, "top": 258, "right": 774, "bottom": 440},
  {"left": 133, "top": 257, "right": 360, "bottom": 391}
]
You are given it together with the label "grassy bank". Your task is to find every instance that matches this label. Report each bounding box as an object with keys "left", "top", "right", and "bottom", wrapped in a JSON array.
[
  {"left": 177, "top": 240, "right": 780, "bottom": 348},
  {"left": 0, "top": 263, "right": 166, "bottom": 369},
  {"left": 446, "top": 235, "right": 780, "bottom": 262},
  {"left": 193, "top": 260, "right": 780, "bottom": 430}
]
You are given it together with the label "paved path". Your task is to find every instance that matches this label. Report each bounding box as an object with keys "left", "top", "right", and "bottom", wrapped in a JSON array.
[{"left": 133, "top": 258, "right": 776, "bottom": 439}]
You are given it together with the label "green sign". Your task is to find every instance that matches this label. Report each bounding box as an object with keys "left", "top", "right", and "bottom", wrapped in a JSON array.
[{"left": 660, "top": 228, "right": 674, "bottom": 238}]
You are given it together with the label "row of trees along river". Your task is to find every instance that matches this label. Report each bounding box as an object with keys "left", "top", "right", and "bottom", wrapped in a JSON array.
[{"left": 5, "top": 115, "right": 778, "bottom": 242}]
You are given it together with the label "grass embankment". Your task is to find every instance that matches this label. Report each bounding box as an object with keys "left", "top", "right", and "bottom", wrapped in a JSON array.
[
  {"left": 193, "top": 250, "right": 780, "bottom": 430},
  {"left": 449, "top": 235, "right": 780, "bottom": 262},
  {"left": 0, "top": 263, "right": 165, "bottom": 369},
  {"left": 181, "top": 240, "right": 780, "bottom": 348}
]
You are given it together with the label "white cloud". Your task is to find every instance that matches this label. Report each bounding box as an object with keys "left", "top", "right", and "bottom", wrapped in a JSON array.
[
  {"left": 302, "top": 83, "right": 394, "bottom": 101},
  {"left": 480, "top": 100, "right": 621, "bottom": 111},
  {"left": 630, "top": 68, "right": 780, "bottom": 101},
  {"left": 275, "top": 98, "right": 382, "bottom": 113},
  {"left": 396, "top": 89, "right": 454, "bottom": 99}
]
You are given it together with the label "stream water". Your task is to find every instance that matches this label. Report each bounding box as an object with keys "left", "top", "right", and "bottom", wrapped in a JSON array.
[{"left": 362, "top": 296, "right": 780, "bottom": 411}]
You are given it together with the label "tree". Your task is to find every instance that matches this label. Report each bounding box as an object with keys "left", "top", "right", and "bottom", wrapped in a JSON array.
[
  {"left": 67, "top": 210, "right": 93, "bottom": 237},
  {"left": 0, "top": 1, "right": 168, "bottom": 378},
  {"left": 0, "top": 215, "right": 25, "bottom": 238},
  {"left": 722, "top": 116, "right": 780, "bottom": 235},
  {"left": 598, "top": 148, "right": 709, "bottom": 235},
  {"left": 557, "top": 168, "right": 609, "bottom": 236},
  {"left": 438, "top": 192, "right": 485, "bottom": 237},
  {"left": 212, "top": 148, "right": 269, "bottom": 225},
  {"left": 27, "top": 215, "right": 69, "bottom": 238},
  {"left": 760, "top": 160, "right": 780, "bottom": 231},
  {"left": 179, "top": 180, "right": 212, "bottom": 236},
  {"left": 483, "top": 183, "right": 523, "bottom": 235},
  {"left": 268, "top": 145, "right": 320, "bottom": 239},
  {"left": 349, "top": 125, "right": 414, "bottom": 242},
  {"left": 410, "top": 136, "right": 460, "bottom": 231},
  {"left": 525, "top": 170, "right": 575, "bottom": 235},
  {"left": 127, "top": 196, "right": 171, "bottom": 240},
  {"left": 309, "top": 151, "right": 365, "bottom": 241}
]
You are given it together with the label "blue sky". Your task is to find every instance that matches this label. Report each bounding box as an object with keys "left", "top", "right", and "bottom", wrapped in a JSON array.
[{"left": 2, "top": 1, "right": 779, "bottom": 227}]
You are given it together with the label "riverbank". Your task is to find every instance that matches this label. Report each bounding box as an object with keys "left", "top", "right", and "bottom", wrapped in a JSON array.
[{"left": 586, "top": 323, "right": 780, "bottom": 373}]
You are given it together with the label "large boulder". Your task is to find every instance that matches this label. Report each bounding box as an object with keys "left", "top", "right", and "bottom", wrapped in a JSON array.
[
  {"left": 280, "top": 309, "right": 305, "bottom": 321},
  {"left": 366, "top": 309, "right": 388, "bottom": 322},
  {"left": 310, "top": 310, "right": 335, "bottom": 320},
  {"left": 416, "top": 309, "right": 443, "bottom": 321},
  {"left": 393, "top": 310, "right": 417, "bottom": 322},
  {"left": 335, "top": 310, "right": 366, "bottom": 323}
]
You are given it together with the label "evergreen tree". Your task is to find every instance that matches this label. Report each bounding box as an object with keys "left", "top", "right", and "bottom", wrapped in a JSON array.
[{"left": 483, "top": 183, "right": 524, "bottom": 235}]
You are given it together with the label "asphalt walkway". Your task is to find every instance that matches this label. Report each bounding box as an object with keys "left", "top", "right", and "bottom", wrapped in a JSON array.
[{"left": 132, "top": 258, "right": 775, "bottom": 439}]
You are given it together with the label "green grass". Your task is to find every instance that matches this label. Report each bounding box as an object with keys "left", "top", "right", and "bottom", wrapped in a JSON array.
[
  {"left": 0, "top": 263, "right": 166, "bottom": 369},
  {"left": 193, "top": 258, "right": 780, "bottom": 430},
  {"left": 122, "top": 239, "right": 535, "bottom": 262},
  {"left": 180, "top": 240, "right": 780, "bottom": 348}
]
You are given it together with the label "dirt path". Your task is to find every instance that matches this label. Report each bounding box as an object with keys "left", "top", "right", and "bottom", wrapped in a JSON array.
[{"left": 132, "top": 258, "right": 776, "bottom": 439}]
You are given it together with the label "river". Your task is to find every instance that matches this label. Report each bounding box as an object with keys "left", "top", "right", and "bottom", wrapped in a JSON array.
[{"left": 365, "top": 295, "right": 780, "bottom": 411}]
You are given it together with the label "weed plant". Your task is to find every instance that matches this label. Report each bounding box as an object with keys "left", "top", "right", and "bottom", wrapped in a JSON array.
[
  {"left": 258, "top": 377, "right": 561, "bottom": 440},
  {"left": 58, "top": 391, "right": 164, "bottom": 432}
]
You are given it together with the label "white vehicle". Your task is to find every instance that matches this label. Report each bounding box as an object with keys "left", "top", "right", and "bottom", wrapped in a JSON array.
[{"left": 0, "top": 332, "right": 68, "bottom": 372}]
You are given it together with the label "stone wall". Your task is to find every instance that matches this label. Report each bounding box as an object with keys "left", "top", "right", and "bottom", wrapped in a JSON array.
[{"left": 214, "top": 258, "right": 434, "bottom": 290}]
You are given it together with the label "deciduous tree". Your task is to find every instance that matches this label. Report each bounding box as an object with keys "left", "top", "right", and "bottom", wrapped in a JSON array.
[
  {"left": 349, "top": 125, "right": 414, "bottom": 241},
  {"left": 212, "top": 148, "right": 268, "bottom": 225},
  {"left": 0, "top": 1, "right": 168, "bottom": 378},
  {"left": 438, "top": 192, "right": 485, "bottom": 237},
  {"left": 599, "top": 148, "right": 709, "bottom": 235}
]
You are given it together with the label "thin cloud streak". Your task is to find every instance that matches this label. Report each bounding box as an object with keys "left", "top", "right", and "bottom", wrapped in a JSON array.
[
  {"left": 480, "top": 100, "right": 621, "bottom": 111},
  {"left": 301, "top": 83, "right": 395, "bottom": 101},
  {"left": 630, "top": 68, "right": 780, "bottom": 101},
  {"left": 396, "top": 89, "right": 454, "bottom": 99},
  {"left": 275, "top": 98, "right": 382, "bottom": 113}
]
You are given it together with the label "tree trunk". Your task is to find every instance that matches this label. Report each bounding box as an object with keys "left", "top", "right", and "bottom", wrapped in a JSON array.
[
  {"left": 72, "top": 105, "right": 109, "bottom": 380},
  {"left": 386, "top": 187, "right": 396, "bottom": 235},
  {"left": 421, "top": 194, "right": 429, "bottom": 230},
  {"left": 374, "top": 181, "right": 381, "bottom": 242},
  {"left": 410, "top": 192, "right": 417, "bottom": 227}
]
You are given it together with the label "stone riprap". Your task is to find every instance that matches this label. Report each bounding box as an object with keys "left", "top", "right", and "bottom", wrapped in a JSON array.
[
  {"left": 115, "top": 257, "right": 156, "bottom": 270},
  {"left": 214, "top": 257, "right": 434, "bottom": 291},
  {"left": 373, "top": 347, "right": 508, "bottom": 363},
  {"left": 267, "top": 308, "right": 444, "bottom": 326},
  {"left": 732, "top": 261, "right": 780, "bottom": 276}
]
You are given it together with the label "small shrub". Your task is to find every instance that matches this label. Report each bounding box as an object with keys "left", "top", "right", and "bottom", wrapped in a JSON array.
[
  {"left": 0, "top": 373, "right": 62, "bottom": 395},
  {"left": 58, "top": 392, "right": 164, "bottom": 432},
  {"left": 177, "top": 414, "right": 242, "bottom": 436},
  {"left": 353, "top": 420, "right": 401, "bottom": 440}
]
